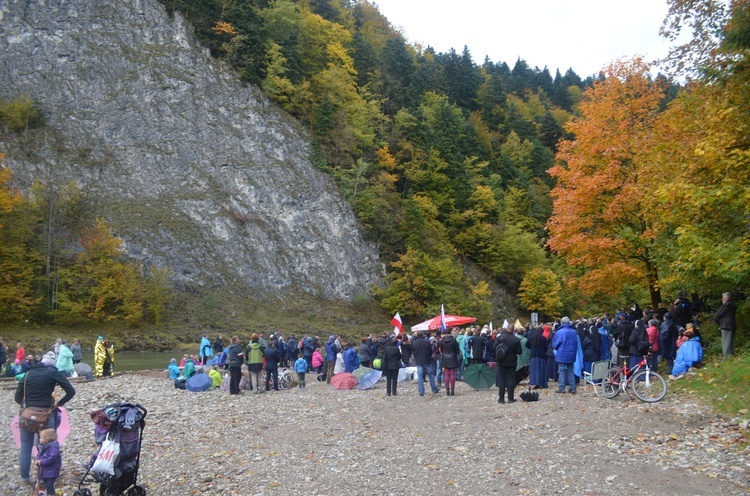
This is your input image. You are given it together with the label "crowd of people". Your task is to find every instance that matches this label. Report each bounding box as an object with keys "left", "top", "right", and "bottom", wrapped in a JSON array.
[
  {"left": 0, "top": 336, "right": 115, "bottom": 380},
  {"left": 181, "top": 292, "right": 737, "bottom": 404}
]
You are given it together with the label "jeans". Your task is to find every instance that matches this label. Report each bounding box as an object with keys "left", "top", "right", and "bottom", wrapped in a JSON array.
[
  {"left": 265, "top": 369, "right": 278, "bottom": 390},
  {"left": 297, "top": 372, "right": 306, "bottom": 389},
  {"left": 557, "top": 363, "right": 576, "bottom": 392},
  {"left": 435, "top": 359, "right": 443, "bottom": 384},
  {"left": 416, "top": 363, "right": 438, "bottom": 395},
  {"left": 20, "top": 413, "right": 56, "bottom": 480}
]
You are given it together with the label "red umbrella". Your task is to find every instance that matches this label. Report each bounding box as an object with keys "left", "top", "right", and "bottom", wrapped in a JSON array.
[
  {"left": 411, "top": 315, "right": 477, "bottom": 331},
  {"left": 330, "top": 372, "right": 358, "bottom": 390}
]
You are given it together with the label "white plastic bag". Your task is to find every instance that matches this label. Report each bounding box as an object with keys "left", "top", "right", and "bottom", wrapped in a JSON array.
[{"left": 91, "top": 434, "right": 120, "bottom": 475}]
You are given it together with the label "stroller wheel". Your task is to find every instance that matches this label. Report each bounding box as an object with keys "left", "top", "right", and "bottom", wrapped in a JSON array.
[{"left": 126, "top": 486, "right": 146, "bottom": 496}]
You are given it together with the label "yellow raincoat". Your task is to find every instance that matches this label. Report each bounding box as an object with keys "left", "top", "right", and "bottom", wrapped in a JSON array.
[{"left": 94, "top": 340, "right": 106, "bottom": 377}]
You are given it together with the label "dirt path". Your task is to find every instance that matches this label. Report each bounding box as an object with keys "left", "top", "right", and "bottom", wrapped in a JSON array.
[{"left": 1, "top": 375, "right": 747, "bottom": 495}]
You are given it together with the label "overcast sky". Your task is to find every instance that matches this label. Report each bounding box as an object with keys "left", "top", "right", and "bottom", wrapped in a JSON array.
[{"left": 372, "top": 0, "right": 677, "bottom": 77}]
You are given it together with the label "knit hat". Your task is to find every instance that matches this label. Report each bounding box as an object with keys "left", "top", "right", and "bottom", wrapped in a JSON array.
[
  {"left": 97, "top": 336, "right": 104, "bottom": 341},
  {"left": 170, "top": 358, "right": 176, "bottom": 364},
  {"left": 41, "top": 351, "right": 56, "bottom": 365},
  {"left": 561, "top": 317, "right": 571, "bottom": 324}
]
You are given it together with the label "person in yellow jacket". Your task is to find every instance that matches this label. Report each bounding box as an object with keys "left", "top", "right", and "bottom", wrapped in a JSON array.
[
  {"left": 94, "top": 336, "right": 106, "bottom": 378},
  {"left": 208, "top": 365, "right": 223, "bottom": 389}
]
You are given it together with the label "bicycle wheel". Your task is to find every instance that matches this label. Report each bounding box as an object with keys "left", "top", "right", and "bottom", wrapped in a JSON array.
[
  {"left": 602, "top": 367, "right": 623, "bottom": 399},
  {"left": 631, "top": 369, "right": 667, "bottom": 402}
]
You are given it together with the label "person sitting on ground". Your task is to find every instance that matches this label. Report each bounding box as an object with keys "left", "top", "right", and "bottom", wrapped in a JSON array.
[
  {"left": 168, "top": 358, "right": 181, "bottom": 380},
  {"left": 183, "top": 356, "right": 196, "bottom": 379},
  {"left": 312, "top": 347, "right": 324, "bottom": 373},
  {"left": 208, "top": 365, "right": 223, "bottom": 389},
  {"left": 670, "top": 328, "right": 703, "bottom": 379},
  {"left": 21, "top": 354, "right": 35, "bottom": 373}
]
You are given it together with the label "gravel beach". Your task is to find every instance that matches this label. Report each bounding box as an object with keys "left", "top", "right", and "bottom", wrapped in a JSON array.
[{"left": 1, "top": 373, "right": 748, "bottom": 495}]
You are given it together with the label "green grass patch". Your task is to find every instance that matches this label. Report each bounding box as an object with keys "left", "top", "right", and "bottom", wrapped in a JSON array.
[{"left": 672, "top": 353, "right": 750, "bottom": 425}]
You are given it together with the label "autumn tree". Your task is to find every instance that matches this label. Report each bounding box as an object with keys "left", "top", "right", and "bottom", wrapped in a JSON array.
[
  {"left": 55, "top": 219, "right": 167, "bottom": 326},
  {"left": 517, "top": 267, "right": 563, "bottom": 319},
  {"left": 547, "top": 59, "right": 666, "bottom": 308},
  {"left": 0, "top": 160, "right": 41, "bottom": 321}
]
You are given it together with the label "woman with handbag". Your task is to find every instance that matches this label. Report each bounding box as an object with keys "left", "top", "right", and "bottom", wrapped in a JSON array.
[{"left": 14, "top": 353, "right": 75, "bottom": 485}]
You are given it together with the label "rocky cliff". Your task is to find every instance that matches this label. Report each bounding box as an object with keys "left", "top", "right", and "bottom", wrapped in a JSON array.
[{"left": 0, "top": 0, "right": 380, "bottom": 299}]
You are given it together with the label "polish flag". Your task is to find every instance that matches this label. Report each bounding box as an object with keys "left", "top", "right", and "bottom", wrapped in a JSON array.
[{"left": 391, "top": 312, "right": 403, "bottom": 335}]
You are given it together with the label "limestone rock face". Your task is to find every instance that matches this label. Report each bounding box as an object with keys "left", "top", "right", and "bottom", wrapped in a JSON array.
[{"left": 0, "top": 0, "right": 380, "bottom": 299}]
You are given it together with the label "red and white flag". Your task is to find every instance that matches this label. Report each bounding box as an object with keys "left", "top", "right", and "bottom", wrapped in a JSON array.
[{"left": 391, "top": 312, "right": 403, "bottom": 335}]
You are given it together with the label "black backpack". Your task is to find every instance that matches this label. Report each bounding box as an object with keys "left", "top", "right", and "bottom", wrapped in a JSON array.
[
  {"left": 494, "top": 340, "right": 509, "bottom": 363},
  {"left": 636, "top": 328, "right": 651, "bottom": 355}
]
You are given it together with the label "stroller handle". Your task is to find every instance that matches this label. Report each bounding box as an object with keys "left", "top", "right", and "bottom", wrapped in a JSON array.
[{"left": 134, "top": 403, "right": 148, "bottom": 419}]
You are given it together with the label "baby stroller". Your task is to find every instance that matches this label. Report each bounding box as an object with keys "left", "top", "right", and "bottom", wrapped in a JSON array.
[{"left": 74, "top": 403, "right": 147, "bottom": 496}]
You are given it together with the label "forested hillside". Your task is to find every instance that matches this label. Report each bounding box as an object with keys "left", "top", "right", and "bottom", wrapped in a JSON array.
[
  {"left": 158, "top": 0, "right": 601, "bottom": 321},
  {"left": 1, "top": 0, "right": 747, "bottom": 331}
]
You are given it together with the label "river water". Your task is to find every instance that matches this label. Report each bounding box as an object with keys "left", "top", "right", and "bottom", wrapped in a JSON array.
[{"left": 80, "top": 351, "right": 184, "bottom": 371}]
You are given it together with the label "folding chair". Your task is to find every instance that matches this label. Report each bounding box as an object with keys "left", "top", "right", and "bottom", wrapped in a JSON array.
[{"left": 583, "top": 360, "right": 611, "bottom": 396}]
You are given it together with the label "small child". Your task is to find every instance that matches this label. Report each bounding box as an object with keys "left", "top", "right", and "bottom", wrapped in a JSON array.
[
  {"left": 294, "top": 356, "right": 308, "bottom": 389},
  {"left": 36, "top": 428, "right": 61, "bottom": 496}
]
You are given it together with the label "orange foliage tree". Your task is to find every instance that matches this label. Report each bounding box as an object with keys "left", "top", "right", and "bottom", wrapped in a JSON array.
[{"left": 546, "top": 59, "right": 666, "bottom": 308}]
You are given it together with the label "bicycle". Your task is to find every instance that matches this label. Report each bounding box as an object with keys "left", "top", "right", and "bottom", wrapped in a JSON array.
[
  {"left": 602, "top": 353, "right": 667, "bottom": 402},
  {"left": 260, "top": 368, "right": 295, "bottom": 390}
]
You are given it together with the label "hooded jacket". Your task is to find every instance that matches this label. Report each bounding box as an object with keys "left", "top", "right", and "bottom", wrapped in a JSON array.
[
  {"left": 227, "top": 343, "right": 244, "bottom": 367},
  {"left": 55, "top": 344, "right": 74, "bottom": 373},
  {"left": 325, "top": 337, "right": 339, "bottom": 362},
  {"left": 439, "top": 335, "right": 461, "bottom": 369},
  {"left": 551, "top": 324, "right": 578, "bottom": 364},
  {"left": 37, "top": 440, "right": 62, "bottom": 479},
  {"left": 659, "top": 317, "right": 678, "bottom": 360}
]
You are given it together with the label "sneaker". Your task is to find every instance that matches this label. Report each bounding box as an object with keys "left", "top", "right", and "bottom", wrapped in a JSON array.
[
  {"left": 668, "top": 375, "right": 676, "bottom": 380},
  {"left": 569, "top": 391, "right": 576, "bottom": 395},
  {"left": 555, "top": 390, "right": 566, "bottom": 394},
  {"left": 508, "top": 398, "right": 517, "bottom": 403}
]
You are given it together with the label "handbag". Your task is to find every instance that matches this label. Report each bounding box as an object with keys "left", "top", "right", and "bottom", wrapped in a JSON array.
[
  {"left": 91, "top": 432, "right": 120, "bottom": 475},
  {"left": 18, "top": 372, "right": 54, "bottom": 433}
]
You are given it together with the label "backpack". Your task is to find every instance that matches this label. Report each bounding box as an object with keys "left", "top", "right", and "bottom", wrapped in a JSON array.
[
  {"left": 494, "top": 340, "right": 509, "bottom": 363},
  {"left": 636, "top": 328, "right": 651, "bottom": 355}
]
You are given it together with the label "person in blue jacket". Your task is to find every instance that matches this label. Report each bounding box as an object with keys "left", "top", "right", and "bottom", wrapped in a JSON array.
[
  {"left": 343, "top": 343, "right": 359, "bottom": 373},
  {"left": 168, "top": 358, "right": 181, "bottom": 379},
  {"left": 670, "top": 329, "right": 703, "bottom": 378},
  {"left": 294, "top": 356, "right": 309, "bottom": 389},
  {"left": 552, "top": 317, "right": 579, "bottom": 394},
  {"left": 199, "top": 335, "right": 213, "bottom": 366}
]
